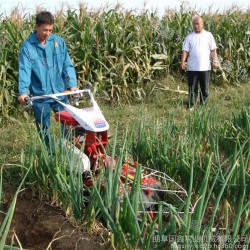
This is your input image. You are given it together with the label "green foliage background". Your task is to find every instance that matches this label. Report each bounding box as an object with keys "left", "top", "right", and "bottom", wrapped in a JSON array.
[{"left": 0, "top": 5, "right": 249, "bottom": 120}]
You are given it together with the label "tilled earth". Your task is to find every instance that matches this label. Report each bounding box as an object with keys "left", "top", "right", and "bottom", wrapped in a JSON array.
[{"left": 0, "top": 185, "right": 111, "bottom": 250}]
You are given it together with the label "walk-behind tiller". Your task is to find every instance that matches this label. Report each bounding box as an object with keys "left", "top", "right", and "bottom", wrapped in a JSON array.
[{"left": 25, "top": 89, "right": 191, "bottom": 217}]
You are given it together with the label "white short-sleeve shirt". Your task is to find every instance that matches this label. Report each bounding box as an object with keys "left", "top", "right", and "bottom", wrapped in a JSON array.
[{"left": 182, "top": 30, "right": 217, "bottom": 71}]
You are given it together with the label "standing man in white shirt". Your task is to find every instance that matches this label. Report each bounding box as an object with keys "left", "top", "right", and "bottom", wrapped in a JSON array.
[{"left": 180, "top": 16, "right": 219, "bottom": 108}]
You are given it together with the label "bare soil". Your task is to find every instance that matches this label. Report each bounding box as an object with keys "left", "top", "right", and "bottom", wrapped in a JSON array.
[{"left": 0, "top": 185, "right": 112, "bottom": 250}]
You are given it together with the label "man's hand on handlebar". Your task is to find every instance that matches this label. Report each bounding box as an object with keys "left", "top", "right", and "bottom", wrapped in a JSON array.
[
  {"left": 69, "top": 87, "right": 79, "bottom": 92},
  {"left": 18, "top": 94, "right": 29, "bottom": 105}
]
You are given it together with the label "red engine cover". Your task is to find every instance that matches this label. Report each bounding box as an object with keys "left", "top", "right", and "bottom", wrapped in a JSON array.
[{"left": 54, "top": 110, "right": 79, "bottom": 126}]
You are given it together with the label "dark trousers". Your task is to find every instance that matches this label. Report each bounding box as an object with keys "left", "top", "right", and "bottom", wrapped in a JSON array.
[{"left": 187, "top": 70, "right": 210, "bottom": 107}]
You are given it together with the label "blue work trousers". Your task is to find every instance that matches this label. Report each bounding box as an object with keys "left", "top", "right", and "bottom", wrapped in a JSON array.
[{"left": 32, "top": 98, "right": 68, "bottom": 149}]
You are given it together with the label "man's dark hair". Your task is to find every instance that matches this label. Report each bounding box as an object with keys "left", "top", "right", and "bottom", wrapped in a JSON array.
[{"left": 36, "top": 11, "right": 54, "bottom": 25}]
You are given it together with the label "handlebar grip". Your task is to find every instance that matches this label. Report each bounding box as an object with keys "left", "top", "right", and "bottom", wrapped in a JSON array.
[{"left": 24, "top": 97, "right": 30, "bottom": 104}]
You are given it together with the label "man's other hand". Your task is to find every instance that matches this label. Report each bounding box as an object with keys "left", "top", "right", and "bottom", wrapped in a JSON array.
[
  {"left": 18, "top": 94, "right": 29, "bottom": 105},
  {"left": 70, "top": 87, "right": 79, "bottom": 92}
]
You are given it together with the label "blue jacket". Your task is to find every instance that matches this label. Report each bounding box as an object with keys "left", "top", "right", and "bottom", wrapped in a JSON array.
[{"left": 18, "top": 31, "right": 77, "bottom": 96}]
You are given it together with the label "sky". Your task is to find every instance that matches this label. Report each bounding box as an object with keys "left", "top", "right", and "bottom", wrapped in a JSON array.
[{"left": 1, "top": 0, "right": 250, "bottom": 16}]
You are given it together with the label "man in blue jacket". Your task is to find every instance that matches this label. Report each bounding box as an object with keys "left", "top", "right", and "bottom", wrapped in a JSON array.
[{"left": 18, "top": 11, "right": 78, "bottom": 146}]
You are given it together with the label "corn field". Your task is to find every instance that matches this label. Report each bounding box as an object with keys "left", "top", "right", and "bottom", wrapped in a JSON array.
[{"left": 0, "top": 5, "right": 250, "bottom": 120}]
